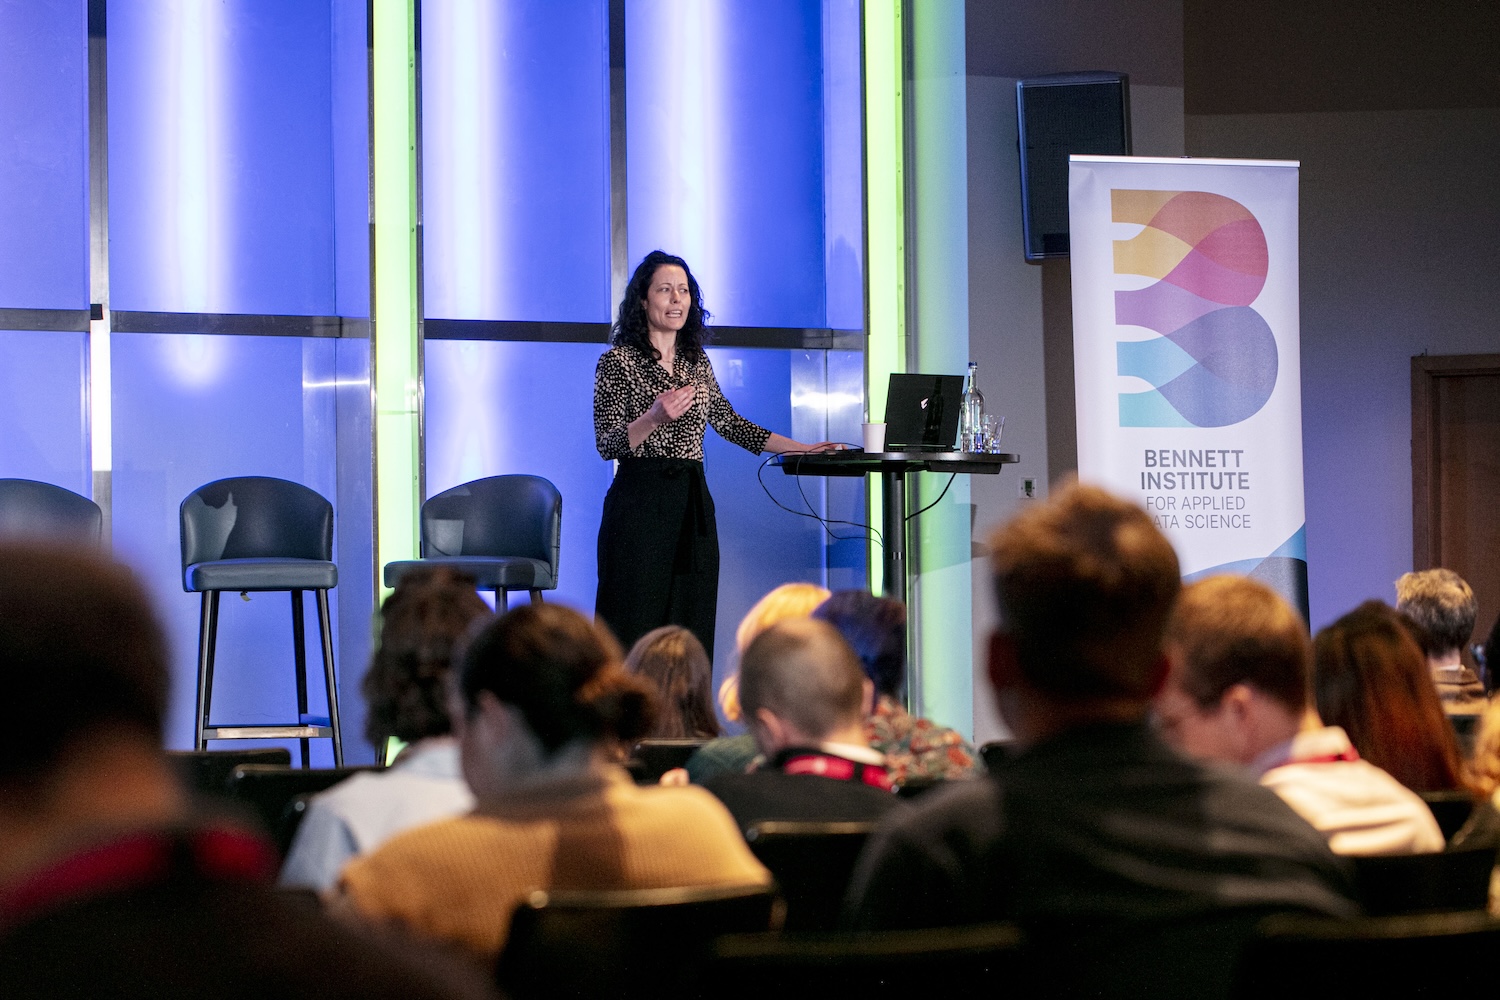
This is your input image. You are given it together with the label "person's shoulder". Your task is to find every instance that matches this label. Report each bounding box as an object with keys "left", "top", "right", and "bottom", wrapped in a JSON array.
[
  {"left": 348, "top": 813, "right": 491, "bottom": 875},
  {"left": 597, "top": 344, "right": 640, "bottom": 371},
  {"left": 872, "top": 775, "right": 1002, "bottom": 849}
]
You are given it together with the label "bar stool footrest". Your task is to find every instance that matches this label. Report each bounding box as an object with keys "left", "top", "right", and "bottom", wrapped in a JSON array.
[{"left": 205, "top": 724, "right": 333, "bottom": 740}]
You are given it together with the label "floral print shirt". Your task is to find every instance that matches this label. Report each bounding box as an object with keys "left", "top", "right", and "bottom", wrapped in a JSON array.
[
  {"left": 864, "top": 695, "right": 980, "bottom": 786},
  {"left": 593, "top": 345, "right": 770, "bottom": 461}
]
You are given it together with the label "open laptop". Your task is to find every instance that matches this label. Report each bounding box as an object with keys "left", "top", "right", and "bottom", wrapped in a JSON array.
[{"left": 883, "top": 373, "right": 964, "bottom": 451}]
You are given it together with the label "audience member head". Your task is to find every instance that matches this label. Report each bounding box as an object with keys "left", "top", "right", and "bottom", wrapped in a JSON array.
[
  {"left": 1155, "top": 575, "right": 1311, "bottom": 766},
  {"left": 718, "top": 581, "right": 832, "bottom": 722},
  {"left": 813, "top": 591, "right": 907, "bottom": 701},
  {"left": 738, "top": 618, "right": 870, "bottom": 755},
  {"left": 1470, "top": 700, "right": 1500, "bottom": 799},
  {"left": 625, "top": 625, "right": 720, "bottom": 739},
  {"left": 986, "top": 482, "right": 1181, "bottom": 743},
  {"left": 455, "top": 604, "right": 656, "bottom": 800},
  {"left": 0, "top": 543, "right": 170, "bottom": 801},
  {"left": 361, "top": 568, "right": 491, "bottom": 749},
  {"left": 1313, "top": 601, "right": 1466, "bottom": 794},
  {"left": 1394, "top": 568, "right": 1477, "bottom": 665}
]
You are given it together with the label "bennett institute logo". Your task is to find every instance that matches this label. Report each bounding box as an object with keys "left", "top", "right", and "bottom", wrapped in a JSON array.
[{"left": 1111, "top": 190, "right": 1277, "bottom": 428}]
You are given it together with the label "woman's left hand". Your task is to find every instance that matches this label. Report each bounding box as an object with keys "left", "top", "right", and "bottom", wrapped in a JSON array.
[{"left": 762, "top": 433, "right": 850, "bottom": 454}]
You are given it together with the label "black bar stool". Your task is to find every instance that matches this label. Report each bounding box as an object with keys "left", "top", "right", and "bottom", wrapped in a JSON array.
[
  {"left": 179, "top": 476, "right": 342, "bottom": 766},
  {"left": 383, "top": 474, "right": 561, "bottom": 606}
]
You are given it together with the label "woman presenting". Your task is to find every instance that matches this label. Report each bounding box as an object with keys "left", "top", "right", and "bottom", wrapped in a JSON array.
[{"left": 594, "top": 250, "right": 838, "bottom": 661}]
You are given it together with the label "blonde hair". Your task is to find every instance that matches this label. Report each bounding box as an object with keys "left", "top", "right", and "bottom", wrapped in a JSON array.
[{"left": 717, "top": 582, "right": 832, "bottom": 721}]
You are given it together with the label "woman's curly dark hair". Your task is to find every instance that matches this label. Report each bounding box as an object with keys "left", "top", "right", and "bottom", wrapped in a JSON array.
[
  {"left": 361, "top": 568, "right": 492, "bottom": 747},
  {"left": 609, "top": 250, "right": 712, "bottom": 360}
]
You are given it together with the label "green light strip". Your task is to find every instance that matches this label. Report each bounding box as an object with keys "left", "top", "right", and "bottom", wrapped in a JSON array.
[
  {"left": 372, "top": 0, "right": 421, "bottom": 589},
  {"left": 908, "top": 1, "right": 973, "bottom": 736},
  {"left": 862, "top": 0, "right": 906, "bottom": 596}
]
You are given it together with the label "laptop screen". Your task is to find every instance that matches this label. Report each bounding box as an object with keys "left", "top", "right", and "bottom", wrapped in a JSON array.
[{"left": 883, "top": 374, "right": 963, "bottom": 451}]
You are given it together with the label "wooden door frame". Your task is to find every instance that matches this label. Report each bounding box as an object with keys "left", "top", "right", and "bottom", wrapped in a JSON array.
[{"left": 1411, "top": 353, "right": 1500, "bottom": 568}]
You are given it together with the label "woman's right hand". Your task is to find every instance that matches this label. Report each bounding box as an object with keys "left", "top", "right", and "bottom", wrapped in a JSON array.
[{"left": 644, "top": 385, "right": 696, "bottom": 429}]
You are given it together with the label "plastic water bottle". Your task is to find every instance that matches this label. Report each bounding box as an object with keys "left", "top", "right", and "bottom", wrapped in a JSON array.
[{"left": 960, "top": 361, "right": 985, "bottom": 451}]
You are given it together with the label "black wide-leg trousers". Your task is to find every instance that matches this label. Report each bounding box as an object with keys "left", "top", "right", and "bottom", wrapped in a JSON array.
[{"left": 595, "top": 457, "right": 719, "bottom": 662}]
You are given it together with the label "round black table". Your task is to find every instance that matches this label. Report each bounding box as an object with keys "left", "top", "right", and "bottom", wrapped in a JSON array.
[{"left": 775, "top": 450, "right": 1019, "bottom": 604}]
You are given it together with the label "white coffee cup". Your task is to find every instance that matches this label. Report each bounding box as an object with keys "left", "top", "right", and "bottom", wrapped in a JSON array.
[{"left": 862, "top": 422, "right": 887, "bottom": 453}]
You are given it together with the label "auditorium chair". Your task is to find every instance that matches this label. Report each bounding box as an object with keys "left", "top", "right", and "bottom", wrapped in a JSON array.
[
  {"left": 226, "top": 763, "right": 381, "bottom": 857},
  {"left": 383, "top": 474, "right": 561, "bottom": 607},
  {"left": 497, "top": 884, "right": 779, "bottom": 1000},
  {"left": 978, "top": 739, "right": 1012, "bottom": 772},
  {"left": 1350, "top": 844, "right": 1497, "bottom": 915},
  {"left": 0, "top": 478, "right": 102, "bottom": 544},
  {"left": 628, "top": 738, "right": 710, "bottom": 783},
  {"left": 167, "top": 747, "right": 292, "bottom": 801},
  {"left": 892, "top": 777, "right": 944, "bottom": 798},
  {"left": 706, "top": 923, "right": 1024, "bottom": 997},
  {"left": 180, "top": 476, "right": 343, "bottom": 766},
  {"left": 744, "top": 821, "right": 874, "bottom": 931},
  {"left": 1420, "top": 789, "right": 1478, "bottom": 841},
  {"left": 1233, "top": 911, "right": 1500, "bottom": 998}
]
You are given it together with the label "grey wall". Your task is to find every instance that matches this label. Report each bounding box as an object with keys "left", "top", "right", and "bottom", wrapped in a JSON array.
[
  {"left": 1187, "top": 108, "right": 1500, "bottom": 628},
  {"left": 964, "top": 76, "right": 1184, "bottom": 743}
]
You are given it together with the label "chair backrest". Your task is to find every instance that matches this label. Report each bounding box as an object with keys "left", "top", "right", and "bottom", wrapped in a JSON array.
[
  {"left": 1421, "top": 789, "right": 1477, "bottom": 842},
  {"left": 707, "top": 923, "right": 1024, "bottom": 998},
  {"left": 744, "top": 821, "right": 874, "bottom": 932},
  {"left": 179, "top": 477, "right": 333, "bottom": 569},
  {"left": 225, "top": 764, "right": 380, "bottom": 853},
  {"left": 1351, "top": 844, "right": 1497, "bottom": 916},
  {"left": 629, "top": 739, "right": 710, "bottom": 783},
  {"left": 167, "top": 748, "right": 292, "bottom": 799},
  {"left": 893, "top": 777, "right": 945, "bottom": 798},
  {"left": 497, "top": 883, "right": 778, "bottom": 1000},
  {"left": 420, "top": 475, "right": 560, "bottom": 569},
  {"left": 978, "top": 739, "right": 1012, "bottom": 772},
  {"left": 1233, "top": 910, "right": 1500, "bottom": 999},
  {"left": 0, "top": 479, "right": 102, "bottom": 544}
]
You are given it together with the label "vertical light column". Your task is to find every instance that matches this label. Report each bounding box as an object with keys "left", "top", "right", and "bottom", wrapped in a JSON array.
[
  {"left": 88, "top": 0, "right": 111, "bottom": 540},
  {"left": 908, "top": 1, "right": 972, "bottom": 734},
  {"left": 371, "top": 0, "right": 421, "bottom": 590},
  {"left": 862, "top": 0, "right": 906, "bottom": 597}
]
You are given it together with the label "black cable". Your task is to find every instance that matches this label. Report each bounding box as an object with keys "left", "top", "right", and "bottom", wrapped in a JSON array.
[
  {"left": 756, "top": 451, "right": 883, "bottom": 548},
  {"left": 904, "top": 472, "right": 958, "bottom": 522}
]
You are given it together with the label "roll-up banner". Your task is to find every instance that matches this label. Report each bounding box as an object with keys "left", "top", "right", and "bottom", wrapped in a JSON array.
[{"left": 1068, "top": 156, "right": 1308, "bottom": 615}]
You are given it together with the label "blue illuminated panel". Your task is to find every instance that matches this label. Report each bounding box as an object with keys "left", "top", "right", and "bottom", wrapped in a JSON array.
[
  {"left": 0, "top": 331, "right": 89, "bottom": 494},
  {"left": 332, "top": 0, "right": 370, "bottom": 318},
  {"left": 0, "top": 1, "right": 88, "bottom": 309},
  {"left": 424, "top": 340, "right": 616, "bottom": 610},
  {"left": 108, "top": 1, "right": 338, "bottom": 315},
  {"left": 422, "top": 0, "right": 611, "bottom": 322},
  {"left": 823, "top": 0, "right": 864, "bottom": 329},
  {"left": 627, "top": 0, "right": 825, "bottom": 328},
  {"left": 111, "top": 333, "right": 364, "bottom": 761}
]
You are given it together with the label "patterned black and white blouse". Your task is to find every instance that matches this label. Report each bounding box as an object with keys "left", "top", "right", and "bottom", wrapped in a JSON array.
[{"left": 593, "top": 345, "right": 771, "bottom": 461}]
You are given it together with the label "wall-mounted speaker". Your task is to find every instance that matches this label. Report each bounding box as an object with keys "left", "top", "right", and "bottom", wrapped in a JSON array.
[{"left": 1016, "top": 72, "right": 1131, "bottom": 262}]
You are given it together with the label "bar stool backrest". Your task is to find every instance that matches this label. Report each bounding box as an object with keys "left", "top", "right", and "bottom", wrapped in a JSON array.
[
  {"left": 421, "top": 474, "right": 560, "bottom": 566},
  {"left": 0, "top": 479, "right": 103, "bottom": 544},
  {"left": 180, "top": 476, "right": 334, "bottom": 570}
]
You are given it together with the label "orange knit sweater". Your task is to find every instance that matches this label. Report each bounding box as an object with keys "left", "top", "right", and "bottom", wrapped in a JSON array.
[{"left": 338, "top": 766, "right": 769, "bottom": 959}]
